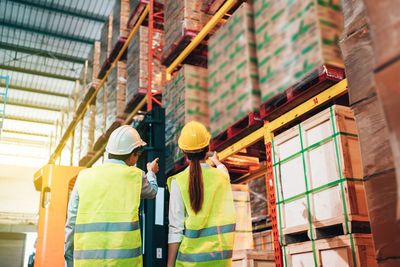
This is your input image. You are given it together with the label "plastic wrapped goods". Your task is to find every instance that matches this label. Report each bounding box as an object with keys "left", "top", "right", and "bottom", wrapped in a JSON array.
[
  {"left": 208, "top": 2, "right": 261, "bottom": 137},
  {"left": 126, "top": 26, "right": 165, "bottom": 105},
  {"left": 111, "top": 0, "right": 130, "bottom": 50},
  {"left": 106, "top": 61, "right": 127, "bottom": 130},
  {"left": 254, "top": 0, "right": 343, "bottom": 103},
  {"left": 100, "top": 14, "right": 113, "bottom": 69},
  {"left": 163, "top": 65, "right": 209, "bottom": 168}
]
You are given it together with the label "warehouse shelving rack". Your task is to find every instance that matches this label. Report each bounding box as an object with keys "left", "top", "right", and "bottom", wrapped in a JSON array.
[
  {"left": 0, "top": 75, "right": 9, "bottom": 138},
  {"left": 46, "top": 0, "right": 349, "bottom": 265}
]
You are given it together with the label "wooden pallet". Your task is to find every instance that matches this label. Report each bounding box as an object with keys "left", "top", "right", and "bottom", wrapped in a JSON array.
[
  {"left": 232, "top": 250, "right": 275, "bottom": 267},
  {"left": 284, "top": 234, "right": 377, "bottom": 267},
  {"left": 161, "top": 28, "right": 208, "bottom": 67},
  {"left": 253, "top": 229, "right": 274, "bottom": 251},
  {"left": 128, "top": 0, "right": 164, "bottom": 30},
  {"left": 260, "top": 64, "right": 345, "bottom": 121},
  {"left": 210, "top": 111, "right": 263, "bottom": 151}
]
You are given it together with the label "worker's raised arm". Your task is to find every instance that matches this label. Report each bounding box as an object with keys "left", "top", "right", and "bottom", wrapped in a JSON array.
[{"left": 141, "top": 158, "right": 159, "bottom": 199}]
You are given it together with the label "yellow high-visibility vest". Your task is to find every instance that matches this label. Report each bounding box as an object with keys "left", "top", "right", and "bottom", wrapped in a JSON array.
[
  {"left": 169, "top": 167, "right": 236, "bottom": 267},
  {"left": 74, "top": 163, "right": 143, "bottom": 267}
]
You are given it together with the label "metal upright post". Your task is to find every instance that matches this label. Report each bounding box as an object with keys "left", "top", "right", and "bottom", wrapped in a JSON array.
[{"left": 148, "top": 0, "right": 154, "bottom": 112}]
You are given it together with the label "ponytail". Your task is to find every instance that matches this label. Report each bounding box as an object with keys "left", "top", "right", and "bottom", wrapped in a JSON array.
[{"left": 186, "top": 146, "right": 208, "bottom": 214}]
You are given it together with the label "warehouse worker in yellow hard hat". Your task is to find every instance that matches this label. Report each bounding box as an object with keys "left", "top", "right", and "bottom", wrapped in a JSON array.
[
  {"left": 167, "top": 121, "right": 236, "bottom": 267},
  {"left": 64, "top": 125, "right": 159, "bottom": 267}
]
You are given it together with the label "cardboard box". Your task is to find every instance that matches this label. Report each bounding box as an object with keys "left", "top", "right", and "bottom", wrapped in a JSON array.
[
  {"left": 100, "top": 14, "right": 113, "bottom": 70},
  {"left": 111, "top": 0, "right": 130, "bottom": 50},
  {"left": 338, "top": 0, "right": 368, "bottom": 38},
  {"left": 126, "top": 26, "right": 165, "bottom": 104},
  {"left": 163, "top": 65, "right": 209, "bottom": 167},
  {"left": 106, "top": 61, "right": 127, "bottom": 130},
  {"left": 339, "top": 24, "right": 375, "bottom": 105},
  {"left": 208, "top": 2, "right": 260, "bottom": 137},
  {"left": 232, "top": 249, "right": 275, "bottom": 267},
  {"left": 164, "top": 0, "right": 208, "bottom": 56},
  {"left": 363, "top": 0, "right": 400, "bottom": 69},
  {"left": 232, "top": 184, "right": 254, "bottom": 251},
  {"left": 254, "top": 0, "right": 343, "bottom": 103}
]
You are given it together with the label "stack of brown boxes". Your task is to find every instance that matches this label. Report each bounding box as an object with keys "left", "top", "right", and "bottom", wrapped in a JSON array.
[
  {"left": 339, "top": 0, "right": 400, "bottom": 265},
  {"left": 163, "top": 65, "right": 208, "bottom": 169},
  {"left": 111, "top": 0, "right": 130, "bottom": 51},
  {"left": 163, "top": 0, "right": 208, "bottom": 65},
  {"left": 207, "top": 2, "right": 260, "bottom": 137},
  {"left": 106, "top": 61, "right": 127, "bottom": 131},
  {"left": 100, "top": 14, "right": 113, "bottom": 71},
  {"left": 126, "top": 26, "right": 165, "bottom": 105},
  {"left": 254, "top": 0, "right": 343, "bottom": 104}
]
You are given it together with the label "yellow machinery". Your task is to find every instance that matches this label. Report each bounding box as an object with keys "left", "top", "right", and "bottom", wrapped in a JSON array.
[{"left": 33, "top": 164, "right": 84, "bottom": 267}]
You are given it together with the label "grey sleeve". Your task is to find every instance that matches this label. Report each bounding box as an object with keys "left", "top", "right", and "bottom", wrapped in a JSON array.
[
  {"left": 141, "top": 171, "right": 158, "bottom": 199},
  {"left": 64, "top": 182, "right": 79, "bottom": 267},
  {"left": 216, "top": 163, "right": 229, "bottom": 175}
]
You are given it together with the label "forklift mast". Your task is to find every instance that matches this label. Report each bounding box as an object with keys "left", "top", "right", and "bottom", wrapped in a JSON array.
[{"left": 135, "top": 107, "right": 168, "bottom": 267}]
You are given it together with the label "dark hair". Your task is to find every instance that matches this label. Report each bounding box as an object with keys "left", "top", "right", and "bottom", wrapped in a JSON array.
[
  {"left": 108, "top": 146, "right": 143, "bottom": 161},
  {"left": 186, "top": 146, "right": 208, "bottom": 214}
]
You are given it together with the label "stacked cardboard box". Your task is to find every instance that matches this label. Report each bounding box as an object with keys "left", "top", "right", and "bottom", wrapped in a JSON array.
[
  {"left": 339, "top": 1, "right": 400, "bottom": 265},
  {"left": 100, "top": 14, "right": 113, "bottom": 70},
  {"left": 106, "top": 61, "right": 127, "bottom": 130},
  {"left": 95, "top": 86, "right": 107, "bottom": 144},
  {"left": 208, "top": 2, "right": 260, "bottom": 137},
  {"left": 86, "top": 42, "right": 101, "bottom": 86},
  {"left": 111, "top": 0, "right": 130, "bottom": 51},
  {"left": 163, "top": 0, "right": 208, "bottom": 60},
  {"left": 254, "top": 0, "right": 343, "bottom": 103},
  {"left": 163, "top": 65, "right": 208, "bottom": 168},
  {"left": 126, "top": 26, "right": 165, "bottom": 105}
]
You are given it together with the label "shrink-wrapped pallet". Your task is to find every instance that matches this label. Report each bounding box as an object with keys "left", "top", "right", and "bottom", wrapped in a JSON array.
[
  {"left": 126, "top": 26, "right": 165, "bottom": 105},
  {"left": 163, "top": 0, "right": 208, "bottom": 62},
  {"left": 100, "top": 14, "right": 113, "bottom": 70},
  {"left": 273, "top": 105, "right": 369, "bottom": 243},
  {"left": 163, "top": 65, "right": 208, "bottom": 168},
  {"left": 254, "top": 0, "right": 343, "bottom": 103},
  {"left": 95, "top": 86, "right": 107, "bottom": 144},
  {"left": 208, "top": 2, "right": 260, "bottom": 137},
  {"left": 86, "top": 41, "right": 101, "bottom": 86},
  {"left": 106, "top": 61, "right": 127, "bottom": 131},
  {"left": 111, "top": 0, "right": 130, "bottom": 51}
]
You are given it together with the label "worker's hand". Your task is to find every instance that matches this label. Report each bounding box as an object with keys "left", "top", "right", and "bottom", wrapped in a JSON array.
[
  {"left": 208, "top": 151, "right": 222, "bottom": 166},
  {"left": 147, "top": 158, "right": 159, "bottom": 174}
]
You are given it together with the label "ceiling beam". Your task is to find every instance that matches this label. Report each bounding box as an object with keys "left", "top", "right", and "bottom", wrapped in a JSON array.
[
  {"left": 1, "top": 83, "right": 70, "bottom": 98},
  {"left": 7, "top": 0, "right": 107, "bottom": 23},
  {"left": 4, "top": 99, "right": 62, "bottom": 112},
  {"left": 2, "top": 129, "right": 48, "bottom": 137},
  {"left": 0, "top": 64, "right": 77, "bottom": 81},
  {"left": 0, "top": 41, "right": 86, "bottom": 64},
  {"left": 0, "top": 136, "right": 48, "bottom": 147},
  {"left": 4, "top": 115, "right": 54, "bottom": 125},
  {"left": 0, "top": 21, "right": 95, "bottom": 45}
]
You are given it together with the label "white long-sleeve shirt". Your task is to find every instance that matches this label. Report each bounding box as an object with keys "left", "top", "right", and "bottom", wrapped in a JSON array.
[{"left": 168, "top": 163, "right": 229, "bottom": 244}]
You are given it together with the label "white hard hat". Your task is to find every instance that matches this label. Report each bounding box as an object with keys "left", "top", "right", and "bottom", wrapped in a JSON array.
[{"left": 106, "top": 125, "right": 147, "bottom": 155}]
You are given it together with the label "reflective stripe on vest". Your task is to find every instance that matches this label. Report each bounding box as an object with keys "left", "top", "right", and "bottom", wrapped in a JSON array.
[
  {"left": 75, "top": 221, "right": 140, "bottom": 233},
  {"left": 74, "top": 247, "right": 142, "bottom": 260},
  {"left": 74, "top": 163, "right": 143, "bottom": 266},
  {"left": 173, "top": 167, "right": 236, "bottom": 266},
  {"left": 184, "top": 223, "right": 235, "bottom": 238},
  {"left": 177, "top": 250, "right": 233, "bottom": 262}
]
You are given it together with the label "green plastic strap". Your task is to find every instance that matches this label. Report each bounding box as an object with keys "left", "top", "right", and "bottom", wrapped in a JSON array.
[
  {"left": 271, "top": 139, "right": 287, "bottom": 266},
  {"left": 330, "top": 107, "right": 357, "bottom": 267},
  {"left": 277, "top": 178, "right": 363, "bottom": 205},
  {"left": 299, "top": 124, "right": 318, "bottom": 267},
  {"left": 273, "top": 132, "right": 358, "bottom": 167}
]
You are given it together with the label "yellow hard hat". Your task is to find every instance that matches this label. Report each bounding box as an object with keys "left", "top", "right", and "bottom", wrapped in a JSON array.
[{"left": 178, "top": 121, "right": 211, "bottom": 152}]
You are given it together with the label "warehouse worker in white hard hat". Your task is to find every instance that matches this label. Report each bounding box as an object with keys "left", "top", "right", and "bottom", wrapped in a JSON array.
[
  {"left": 167, "top": 121, "right": 236, "bottom": 267},
  {"left": 64, "top": 125, "right": 159, "bottom": 267}
]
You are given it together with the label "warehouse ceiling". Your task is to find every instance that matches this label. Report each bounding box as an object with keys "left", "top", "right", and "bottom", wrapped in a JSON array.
[{"left": 0, "top": 0, "right": 115, "bottom": 166}]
